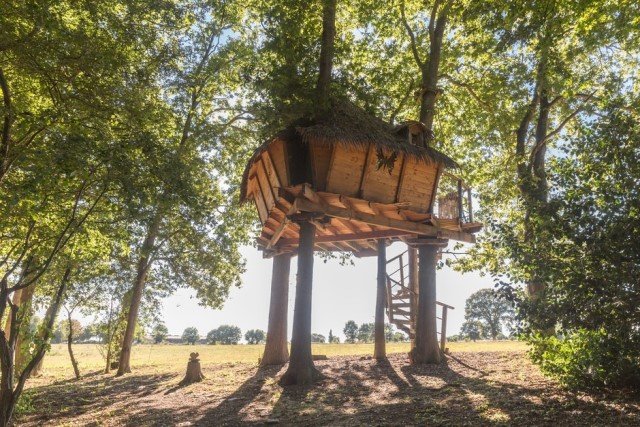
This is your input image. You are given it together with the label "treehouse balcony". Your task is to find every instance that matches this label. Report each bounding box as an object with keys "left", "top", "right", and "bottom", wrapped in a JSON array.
[{"left": 240, "top": 99, "right": 482, "bottom": 257}]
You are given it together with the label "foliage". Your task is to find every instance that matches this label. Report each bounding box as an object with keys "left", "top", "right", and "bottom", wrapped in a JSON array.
[
  {"left": 463, "top": 289, "right": 514, "bottom": 340},
  {"left": 311, "top": 333, "right": 326, "bottom": 343},
  {"left": 357, "top": 323, "right": 374, "bottom": 343},
  {"left": 343, "top": 321, "right": 358, "bottom": 344},
  {"left": 181, "top": 327, "right": 200, "bottom": 345},
  {"left": 207, "top": 325, "right": 242, "bottom": 345},
  {"left": 529, "top": 330, "right": 640, "bottom": 389},
  {"left": 244, "top": 329, "right": 265, "bottom": 345},
  {"left": 152, "top": 323, "right": 169, "bottom": 344}
]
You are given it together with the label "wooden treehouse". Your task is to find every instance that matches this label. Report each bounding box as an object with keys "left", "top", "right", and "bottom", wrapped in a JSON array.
[{"left": 241, "top": 98, "right": 481, "bottom": 382}]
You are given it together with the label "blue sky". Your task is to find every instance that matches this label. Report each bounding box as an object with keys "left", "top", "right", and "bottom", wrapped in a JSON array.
[{"left": 160, "top": 241, "right": 492, "bottom": 341}]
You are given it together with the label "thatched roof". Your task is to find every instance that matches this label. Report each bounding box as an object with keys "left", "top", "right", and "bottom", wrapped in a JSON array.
[{"left": 240, "top": 98, "right": 458, "bottom": 201}]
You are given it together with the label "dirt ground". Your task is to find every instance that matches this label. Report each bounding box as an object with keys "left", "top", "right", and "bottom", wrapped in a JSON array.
[{"left": 18, "top": 351, "right": 640, "bottom": 426}]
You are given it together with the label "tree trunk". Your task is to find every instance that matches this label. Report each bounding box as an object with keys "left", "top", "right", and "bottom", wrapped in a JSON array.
[
  {"left": 13, "top": 284, "right": 35, "bottom": 374},
  {"left": 316, "top": 0, "right": 337, "bottom": 112},
  {"left": 374, "top": 239, "right": 386, "bottom": 360},
  {"left": 117, "top": 214, "right": 161, "bottom": 376},
  {"left": 418, "top": 4, "right": 450, "bottom": 142},
  {"left": 0, "top": 267, "right": 70, "bottom": 426},
  {"left": 412, "top": 243, "right": 442, "bottom": 364},
  {"left": 179, "top": 352, "right": 205, "bottom": 385},
  {"left": 67, "top": 312, "right": 80, "bottom": 380},
  {"left": 261, "top": 253, "right": 291, "bottom": 366},
  {"left": 280, "top": 221, "right": 318, "bottom": 385},
  {"left": 408, "top": 247, "right": 418, "bottom": 350}
]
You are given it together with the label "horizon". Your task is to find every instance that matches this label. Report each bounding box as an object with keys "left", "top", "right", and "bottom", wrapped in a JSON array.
[{"left": 159, "top": 241, "right": 493, "bottom": 342}]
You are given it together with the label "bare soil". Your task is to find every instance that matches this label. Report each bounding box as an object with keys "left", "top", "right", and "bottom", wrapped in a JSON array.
[{"left": 18, "top": 351, "right": 640, "bottom": 426}]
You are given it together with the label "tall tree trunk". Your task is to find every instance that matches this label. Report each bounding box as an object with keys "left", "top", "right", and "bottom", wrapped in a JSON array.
[
  {"left": 280, "top": 221, "right": 318, "bottom": 385},
  {"left": 412, "top": 243, "right": 442, "bottom": 364},
  {"left": 261, "top": 253, "right": 291, "bottom": 366},
  {"left": 374, "top": 239, "right": 387, "bottom": 360},
  {"left": 408, "top": 247, "right": 418, "bottom": 350},
  {"left": 0, "top": 267, "right": 70, "bottom": 427},
  {"left": 116, "top": 213, "right": 161, "bottom": 376},
  {"left": 316, "top": 0, "right": 337, "bottom": 112},
  {"left": 67, "top": 312, "right": 80, "bottom": 379},
  {"left": 13, "top": 284, "right": 35, "bottom": 374}
]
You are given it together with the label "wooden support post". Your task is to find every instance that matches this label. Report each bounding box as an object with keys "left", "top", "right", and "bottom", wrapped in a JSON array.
[
  {"left": 440, "top": 306, "right": 448, "bottom": 353},
  {"left": 457, "top": 179, "right": 463, "bottom": 221},
  {"left": 261, "top": 253, "right": 291, "bottom": 366},
  {"left": 412, "top": 239, "right": 447, "bottom": 364},
  {"left": 280, "top": 220, "right": 319, "bottom": 385},
  {"left": 408, "top": 247, "right": 418, "bottom": 350},
  {"left": 374, "top": 239, "right": 387, "bottom": 360},
  {"left": 467, "top": 188, "right": 473, "bottom": 223}
]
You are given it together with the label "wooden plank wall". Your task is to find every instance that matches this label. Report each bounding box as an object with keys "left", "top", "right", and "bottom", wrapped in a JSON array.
[{"left": 326, "top": 145, "right": 367, "bottom": 197}]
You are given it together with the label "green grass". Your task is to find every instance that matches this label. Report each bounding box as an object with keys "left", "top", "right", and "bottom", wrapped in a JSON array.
[{"left": 42, "top": 340, "right": 526, "bottom": 378}]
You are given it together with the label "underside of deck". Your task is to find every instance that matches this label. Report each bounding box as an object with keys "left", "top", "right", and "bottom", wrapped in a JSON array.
[{"left": 257, "top": 184, "right": 482, "bottom": 257}]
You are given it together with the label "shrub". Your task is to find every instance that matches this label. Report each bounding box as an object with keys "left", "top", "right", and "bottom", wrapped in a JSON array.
[{"left": 529, "top": 329, "right": 640, "bottom": 389}]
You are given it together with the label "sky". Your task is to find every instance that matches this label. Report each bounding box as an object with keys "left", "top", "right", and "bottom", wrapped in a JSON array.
[{"left": 160, "top": 241, "right": 493, "bottom": 341}]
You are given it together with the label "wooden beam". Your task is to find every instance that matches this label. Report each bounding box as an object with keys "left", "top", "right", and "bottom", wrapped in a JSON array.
[
  {"left": 293, "top": 197, "right": 476, "bottom": 244},
  {"left": 278, "top": 229, "right": 409, "bottom": 245}
]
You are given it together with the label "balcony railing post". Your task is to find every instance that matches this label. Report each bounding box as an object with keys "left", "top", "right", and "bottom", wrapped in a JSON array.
[
  {"left": 467, "top": 187, "right": 473, "bottom": 223},
  {"left": 457, "top": 179, "right": 463, "bottom": 222}
]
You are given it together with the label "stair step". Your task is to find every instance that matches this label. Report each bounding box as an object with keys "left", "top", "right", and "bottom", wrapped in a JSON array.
[
  {"left": 392, "top": 308, "right": 410, "bottom": 316},
  {"left": 391, "top": 302, "right": 410, "bottom": 308}
]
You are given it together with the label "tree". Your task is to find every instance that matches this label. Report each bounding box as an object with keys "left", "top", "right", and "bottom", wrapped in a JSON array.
[
  {"left": 182, "top": 328, "right": 200, "bottom": 345},
  {"left": 357, "top": 323, "right": 374, "bottom": 343},
  {"left": 152, "top": 323, "right": 169, "bottom": 344},
  {"left": 343, "top": 321, "right": 358, "bottom": 344},
  {"left": 328, "top": 329, "right": 334, "bottom": 343},
  {"left": 311, "top": 333, "right": 326, "bottom": 343},
  {"left": 115, "top": 0, "right": 253, "bottom": 376},
  {"left": 464, "top": 289, "right": 514, "bottom": 340},
  {"left": 207, "top": 325, "right": 241, "bottom": 345},
  {"left": 244, "top": 329, "right": 266, "bottom": 345},
  {"left": 461, "top": 320, "right": 484, "bottom": 342}
]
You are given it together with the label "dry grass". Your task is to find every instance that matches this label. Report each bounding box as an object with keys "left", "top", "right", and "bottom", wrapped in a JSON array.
[
  {"left": 41, "top": 341, "right": 527, "bottom": 378},
  {"left": 18, "top": 341, "right": 638, "bottom": 426}
]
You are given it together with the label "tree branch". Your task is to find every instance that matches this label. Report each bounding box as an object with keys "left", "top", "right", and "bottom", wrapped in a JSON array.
[
  {"left": 399, "top": 0, "right": 423, "bottom": 68},
  {"left": 529, "top": 91, "right": 596, "bottom": 163}
]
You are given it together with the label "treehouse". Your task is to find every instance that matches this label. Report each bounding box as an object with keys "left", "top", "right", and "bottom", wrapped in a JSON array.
[
  {"left": 241, "top": 99, "right": 482, "bottom": 257},
  {"left": 242, "top": 98, "right": 482, "bottom": 382}
]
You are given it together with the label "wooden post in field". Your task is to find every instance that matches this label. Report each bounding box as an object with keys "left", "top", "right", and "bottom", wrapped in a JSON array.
[
  {"left": 440, "top": 306, "right": 448, "bottom": 353},
  {"left": 261, "top": 253, "right": 291, "bottom": 366},
  {"left": 374, "top": 239, "right": 387, "bottom": 360},
  {"left": 412, "top": 239, "right": 447, "bottom": 364},
  {"left": 280, "top": 219, "right": 318, "bottom": 385}
]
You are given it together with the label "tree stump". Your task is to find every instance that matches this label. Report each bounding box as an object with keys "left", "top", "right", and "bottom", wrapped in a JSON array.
[{"left": 180, "top": 352, "right": 205, "bottom": 385}]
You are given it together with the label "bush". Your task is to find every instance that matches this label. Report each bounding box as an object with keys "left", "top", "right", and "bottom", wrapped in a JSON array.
[{"left": 529, "top": 329, "right": 640, "bottom": 389}]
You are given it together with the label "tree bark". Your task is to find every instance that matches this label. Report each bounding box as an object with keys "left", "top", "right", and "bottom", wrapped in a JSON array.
[
  {"left": 13, "top": 284, "right": 35, "bottom": 374},
  {"left": 67, "top": 312, "right": 80, "bottom": 380},
  {"left": 412, "top": 244, "right": 441, "bottom": 364},
  {"left": 116, "top": 213, "right": 161, "bottom": 376},
  {"left": 408, "top": 247, "right": 418, "bottom": 350},
  {"left": 261, "top": 253, "right": 291, "bottom": 366},
  {"left": 374, "top": 239, "right": 387, "bottom": 360},
  {"left": 316, "top": 0, "right": 337, "bottom": 112},
  {"left": 280, "top": 221, "right": 318, "bottom": 385},
  {"left": 0, "top": 267, "right": 70, "bottom": 426},
  {"left": 179, "top": 352, "right": 205, "bottom": 385}
]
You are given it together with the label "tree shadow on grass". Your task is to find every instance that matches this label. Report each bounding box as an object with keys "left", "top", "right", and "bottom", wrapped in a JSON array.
[
  {"left": 194, "top": 364, "right": 282, "bottom": 426},
  {"left": 23, "top": 372, "right": 178, "bottom": 425}
]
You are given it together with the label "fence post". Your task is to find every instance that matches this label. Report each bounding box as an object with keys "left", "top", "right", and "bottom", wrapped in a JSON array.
[{"left": 440, "top": 306, "right": 448, "bottom": 353}]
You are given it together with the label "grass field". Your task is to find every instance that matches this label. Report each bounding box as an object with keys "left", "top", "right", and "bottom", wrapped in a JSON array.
[{"left": 42, "top": 341, "right": 527, "bottom": 378}]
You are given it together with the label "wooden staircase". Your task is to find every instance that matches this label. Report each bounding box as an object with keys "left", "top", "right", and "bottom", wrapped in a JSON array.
[{"left": 385, "top": 250, "right": 454, "bottom": 351}]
